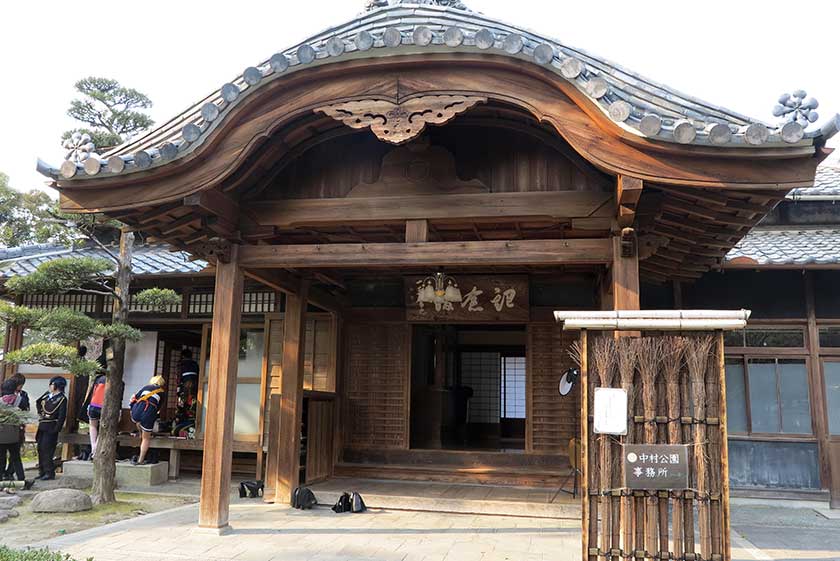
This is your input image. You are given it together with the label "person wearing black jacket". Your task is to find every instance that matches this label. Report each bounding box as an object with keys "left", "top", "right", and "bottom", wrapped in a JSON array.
[{"left": 35, "top": 377, "right": 67, "bottom": 480}]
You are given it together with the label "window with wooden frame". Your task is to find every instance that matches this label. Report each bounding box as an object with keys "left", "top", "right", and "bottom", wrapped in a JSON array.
[{"left": 725, "top": 327, "right": 812, "bottom": 436}]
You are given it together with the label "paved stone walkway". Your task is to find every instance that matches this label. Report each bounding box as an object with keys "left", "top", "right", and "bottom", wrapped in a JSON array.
[{"left": 40, "top": 503, "right": 581, "bottom": 561}]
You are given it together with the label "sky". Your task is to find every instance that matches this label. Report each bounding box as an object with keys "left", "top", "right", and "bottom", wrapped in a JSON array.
[{"left": 0, "top": 0, "right": 838, "bottom": 195}]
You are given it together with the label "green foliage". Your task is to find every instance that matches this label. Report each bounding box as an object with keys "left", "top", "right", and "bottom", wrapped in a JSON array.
[
  {"left": 0, "top": 404, "right": 38, "bottom": 426},
  {"left": 0, "top": 301, "right": 43, "bottom": 327},
  {"left": 69, "top": 357, "right": 104, "bottom": 378},
  {"left": 63, "top": 77, "right": 155, "bottom": 148},
  {"left": 33, "top": 307, "right": 101, "bottom": 345},
  {"left": 0, "top": 546, "right": 89, "bottom": 561},
  {"left": 95, "top": 322, "right": 142, "bottom": 343},
  {"left": 5, "top": 256, "right": 112, "bottom": 294},
  {"left": 5, "top": 342, "right": 77, "bottom": 368},
  {"left": 133, "top": 288, "right": 181, "bottom": 312},
  {"left": 0, "top": 173, "right": 78, "bottom": 248}
]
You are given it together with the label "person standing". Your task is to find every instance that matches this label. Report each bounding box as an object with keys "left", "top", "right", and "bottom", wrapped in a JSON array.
[
  {"left": 178, "top": 348, "right": 199, "bottom": 386},
  {"left": 1, "top": 377, "right": 27, "bottom": 481},
  {"left": 129, "top": 375, "right": 165, "bottom": 465},
  {"left": 84, "top": 372, "right": 107, "bottom": 459},
  {"left": 35, "top": 377, "right": 68, "bottom": 481}
]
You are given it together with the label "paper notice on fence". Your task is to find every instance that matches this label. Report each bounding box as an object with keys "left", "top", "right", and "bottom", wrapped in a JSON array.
[{"left": 593, "top": 387, "right": 628, "bottom": 435}]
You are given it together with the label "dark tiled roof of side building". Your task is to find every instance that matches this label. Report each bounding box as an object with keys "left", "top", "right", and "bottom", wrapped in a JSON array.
[
  {"left": 725, "top": 229, "right": 840, "bottom": 267},
  {"left": 788, "top": 164, "right": 840, "bottom": 199},
  {"left": 0, "top": 243, "right": 209, "bottom": 278}
]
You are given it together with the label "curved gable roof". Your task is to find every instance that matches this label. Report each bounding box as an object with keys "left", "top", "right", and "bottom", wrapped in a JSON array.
[{"left": 41, "top": 0, "right": 840, "bottom": 181}]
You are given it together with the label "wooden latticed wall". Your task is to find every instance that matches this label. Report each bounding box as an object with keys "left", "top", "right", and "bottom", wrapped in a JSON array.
[
  {"left": 527, "top": 323, "right": 580, "bottom": 452},
  {"left": 579, "top": 332, "right": 731, "bottom": 561},
  {"left": 343, "top": 323, "right": 410, "bottom": 450}
]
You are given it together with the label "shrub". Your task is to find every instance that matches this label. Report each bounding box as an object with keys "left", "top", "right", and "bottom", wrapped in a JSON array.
[{"left": 0, "top": 546, "right": 91, "bottom": 561}]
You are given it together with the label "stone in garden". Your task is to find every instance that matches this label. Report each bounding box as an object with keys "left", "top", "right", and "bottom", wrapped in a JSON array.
[
  {"left": 0, "top": 511, "right": 9, "bottom": 523},
  {"left": 30, "top": 488, "right": 92, "bottom": 513},
  {"left": 0, "top": 495, "right": 23, "bottom": 509},
  {"left": 56, "top": 476, "right": 92, "bottom": 490}
]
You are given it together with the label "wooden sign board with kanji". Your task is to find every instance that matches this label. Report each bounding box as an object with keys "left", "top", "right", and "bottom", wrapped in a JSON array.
[
  {"left": 624, "top": 444, "right": 690, "bottom": 490},
  {"left": 404, "top": 275, "right": 529, "bottom": 322}
]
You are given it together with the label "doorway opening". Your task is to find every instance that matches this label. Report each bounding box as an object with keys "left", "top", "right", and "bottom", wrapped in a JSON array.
[{"left": 410, "top": 324, "right": 526, "bottom": 451}]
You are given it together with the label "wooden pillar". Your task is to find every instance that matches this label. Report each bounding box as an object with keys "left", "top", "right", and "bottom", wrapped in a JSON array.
[
  {"left": 611, "top": 232, "right": 640, "bottom": 312},
  {"left": 274, "top": 281, "right": 310, "bottom": 504},
  {"left": 198, "top": 245, "right": 244, "bottom": 531},
  {"left": 579, "top": 329, "right": 592, "bottom": 561},
  {"left": 805, "top": 272, "right": 836, "bottom": 506}
]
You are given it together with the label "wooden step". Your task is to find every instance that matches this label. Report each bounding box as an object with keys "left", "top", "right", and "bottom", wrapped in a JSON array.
[{"left": 334, "top": 461, "right": 571, "bottom": 487}]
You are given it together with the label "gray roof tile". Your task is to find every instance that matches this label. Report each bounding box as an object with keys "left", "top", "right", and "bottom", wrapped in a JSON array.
[
  {"left": 788, "top": 165, "right": 840, "bottom": 199},
  {"left": 725, "top": 229, "right": 840, "bottom": 266},
  {"left": 0, "top": 243, "right": 209, "bottom": 279}
]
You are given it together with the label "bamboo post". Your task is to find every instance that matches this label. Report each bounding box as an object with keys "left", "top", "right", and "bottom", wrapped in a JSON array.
[
  {"left": 680, "top": 355, "right": 696, "bottom": 559},
  {"left": 594, "top": 338, "right": 617, "bottom": 559},
  {"left": 717, "top": 331, "right": 732, "bottom": 561},
  {"left": 580, "top": 330, "right": 595, "bottom": 561},
  {"left": 687, "top": 336, "right": 715, "bottom": 559},
  {"left": 638, "top": 339, "right": 664, "bottom": 557},
  {"left": 664, "top": 337, "right": 686, "bottom": 558},
  {"left": 617, "top": 339, "right": 638, "bottom": 558}
]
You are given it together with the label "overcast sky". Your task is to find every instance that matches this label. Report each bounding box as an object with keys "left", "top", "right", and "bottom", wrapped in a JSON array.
[{"left": 1, "top": 0, "right": 838, "bottom": 194}]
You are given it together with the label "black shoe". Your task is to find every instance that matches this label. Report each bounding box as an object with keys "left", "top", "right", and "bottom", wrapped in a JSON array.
[
  {"left": 41, "top": 475, "right": 55, "bottom": 481},
  {"left": 23, "top": 480, "right": 34, "bottom": 490}
]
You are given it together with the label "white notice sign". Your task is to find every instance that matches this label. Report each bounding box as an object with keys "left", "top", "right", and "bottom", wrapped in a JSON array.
[{"left": 593, "top": 387, "right": 628, "bottom": 435}]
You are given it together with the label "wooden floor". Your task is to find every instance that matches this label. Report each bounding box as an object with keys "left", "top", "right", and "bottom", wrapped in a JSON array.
[{"left": 309, "top": 476, "right": 581, "bottom": 519}]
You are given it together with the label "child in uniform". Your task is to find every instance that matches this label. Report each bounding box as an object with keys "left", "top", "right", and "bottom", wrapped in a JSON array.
[{"left": 129, "top": 375, "right": 165, "bottom": 465}]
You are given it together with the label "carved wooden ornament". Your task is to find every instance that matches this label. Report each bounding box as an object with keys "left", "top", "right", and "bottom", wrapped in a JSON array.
[{"left": 317, "top": 95, "right": 487, "bottom": 145}]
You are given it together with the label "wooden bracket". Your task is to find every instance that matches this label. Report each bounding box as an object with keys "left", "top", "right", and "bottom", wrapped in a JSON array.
[
  {"left": 617, "top": 175, "right": 643, "bottom": 228},
  {"left": 191, "top": 239, "right": 233, "bottom": 264}
]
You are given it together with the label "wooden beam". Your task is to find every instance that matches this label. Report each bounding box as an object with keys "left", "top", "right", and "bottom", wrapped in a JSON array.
[
  {"left": 243, "top": 268, "right": 344, "bottom": 313},
  {"left": 274, "top": 281, "right": 310, "bottom": 504},
  {"left": 184, "top": 189, "right": 240, "bottom": 225},
  {"left": 198, "top": 244, "right": 243, "bottom": 531},
  {"left": 405, "top": 219, "right": 429, "bottom": 243},
  {"left": 617, "top": 175, "right": 643, "bottom": 228},
  {"left": 239, "top": 239, "right": 612, "bottom": 269},
  {"left": 247, "top": 192, "right": 613, "bottom": 229}
]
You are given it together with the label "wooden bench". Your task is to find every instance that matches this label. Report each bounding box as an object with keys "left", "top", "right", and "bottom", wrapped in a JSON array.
[{"left": 60, "top": 432, "right": 259, "bottom": 480}]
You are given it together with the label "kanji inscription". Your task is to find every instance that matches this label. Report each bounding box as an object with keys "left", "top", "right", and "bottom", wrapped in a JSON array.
[
  {"left": 405, "top": 275, "right": 529, "bottom": 322},
  {"left": 623, "top": 444, "right": 689, "bottom": 490}
]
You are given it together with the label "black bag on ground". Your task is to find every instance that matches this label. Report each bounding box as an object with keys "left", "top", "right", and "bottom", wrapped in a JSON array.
[
  {"left": 351, "top": 492, "right": 366, "bottom": 513},
  {"left": 331, "top": 492, "right": 352, "bottom": 513},
  {"left": 239, "top": 480, "right": 265, "bottom": 499},
  {"left": 292, "top": 486, "right": 317, "bottom": 509}
]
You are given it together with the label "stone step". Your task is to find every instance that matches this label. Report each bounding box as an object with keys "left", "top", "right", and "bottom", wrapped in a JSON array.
[{"left": 62, "top": 460, "right": 169, "bottom": 487}]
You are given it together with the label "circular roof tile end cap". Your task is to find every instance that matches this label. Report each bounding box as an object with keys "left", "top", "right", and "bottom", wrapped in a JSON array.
[
  {"left": 201, "top": 102, "right": 220, "bottom": 122},
  {"left": 326, "top": 36, "right": 346, "bottom": 57},
  {"left": 221, "top": 83, "right": 240, "bottom": 103},
  {"left": 134, "top": 150, "right": 153, "bottom": 170},
  {"left": 673, "top": 120, "right": 697, "bottom": 144},
  {"left": 59, "top": 160, "right": 78, "bottom": 179},
  {"left": 413, "top": 26, "right": 433, "bottom": 47},
  {"left": 743, "top": 123, "right": 770, "bottom": 145},
  {"left": 608, "top": 100, "right": 632, "bottom": 123},
  {"left": 533, "top": 43, "right": 554, "bottom": 65},
  {"left": 356, "top": 30, "right": 375, "bottom": 51},
  {"left": 243, "top": 67, "right": 262, "bottom": 86},
  {"left": 559, "top": 57, "right": 584, "bottom": 79},
  {"left": 159, "top": 142, "right": 178, "bottom": 161},
  {"left": 706, "top": 122, "right": 732, "bottom": 145},
  {"left": 502, "top": 33, "right": 524, "bottom": 55},
  {"left": 383, "top": 27, "right": 403, "bottom": 48},
  {"left": 639, "top": 114, "right": 663, "bottom": 136},
  {"left": 586, "top": 77, "right": 609, "bottom": 99},
  {"left": 297, "top": 44, "right": 317, "bottom": 64},
  {"left": 780, "top": 121, "right": 805, "bottom": 143},
  {"left": 444, "top": 27, "right": 465, "bottom": 47},
  {"left": 269, "top": 53, "right": 290, "bottom": 74},
  {"left": 474, "top": 28, "right": 495, "bottom": 50},
  {"left": 83, "top": 157, "right": 101, "bottom": 176},
  {"left": 182, "top": 123, "right": 202, "bottom": 143},
  {"left": 107, "top": 155, "right": 126, "bottom": 174}
]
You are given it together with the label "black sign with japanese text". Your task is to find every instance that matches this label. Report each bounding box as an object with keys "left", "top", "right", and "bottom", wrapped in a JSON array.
[{"left": 623, "top": 444, "right": 689, "bottom": 490}]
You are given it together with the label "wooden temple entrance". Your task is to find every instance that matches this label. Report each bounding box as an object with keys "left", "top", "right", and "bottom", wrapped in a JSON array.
[{"left": 38, "top": 1, "right": 833, "bottom": 543}]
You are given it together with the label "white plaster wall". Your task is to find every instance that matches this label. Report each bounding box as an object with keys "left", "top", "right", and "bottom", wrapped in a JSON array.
[{"left": 122, "top": 331, "right": 158, "bottom": 407}]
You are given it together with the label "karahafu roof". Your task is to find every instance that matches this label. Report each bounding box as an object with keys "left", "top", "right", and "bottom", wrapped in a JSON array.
[
  {"left": 38, "top": 0, "right": 840, "bottom": 181},
  {"left": 0, "top": 243, "right": 208, "bottom": 279},
  {"left": 725, "top": 229, "right": 840, "bottom": 267}
]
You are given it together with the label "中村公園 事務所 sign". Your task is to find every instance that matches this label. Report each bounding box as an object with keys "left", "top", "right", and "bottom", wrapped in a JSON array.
[{"left": 623, "top": 444, "right": 689, "bottom": 490}]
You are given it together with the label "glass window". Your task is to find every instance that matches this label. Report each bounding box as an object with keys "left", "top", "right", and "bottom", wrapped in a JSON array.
[
  {"left": 744, "top": 358, "right": 811, "bottom": 435},
  {"left": 748, "top": 359, "right": 780, "bottom": 433},
  {"left": 725, "top": 329, "right": 805, "bottom": 348},
  {"left": 501, "top": 356, "right": 526, "bottom": 419},
  {"left": 778, "top": 360, "right": 811, "bottom": 433},
  {"left": 819, "top": 327, "right": 840, "bottom": 348},
  {"left": 824, "top": 361, "right": 840, "bottom": 435},
  {"left": 724, "top": 359, "right": 748, "bottom": 433}
]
